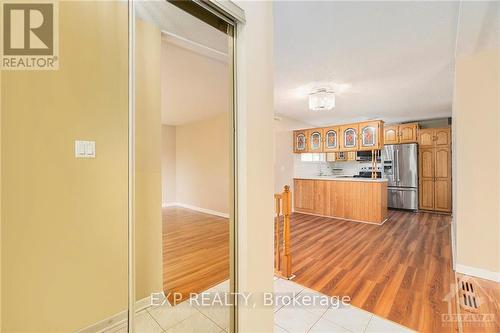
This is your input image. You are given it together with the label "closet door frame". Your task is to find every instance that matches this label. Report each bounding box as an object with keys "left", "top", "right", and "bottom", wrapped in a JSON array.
[{"left": 128, "top": 1, "right": 243, "bottom": 332}]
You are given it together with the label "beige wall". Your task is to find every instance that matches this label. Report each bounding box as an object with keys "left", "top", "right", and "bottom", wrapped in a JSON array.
[
  {"left": 161, "top": 125, "right": 176, "bottom": 205},
  {"left": 175, "top": 113, "right": 230, "bottom": 214},
  {"left": 454, "top": 48, "right": 500, "bottom": 276},
  {"left": 135, "top": 19, "right": 163, "bottom": 300},
  {"left": 161, "top": 40, "right": 229, "bottom": 125},
  {"left": 274, "top": 116, "right": 312, "bottom": 194},
  {"left": 1, "top": 3, "right": 162, "bottom": 331},
  {"left": 1, "top": 2, "right": 128, "bottom": 331},
  {"left": 235, "top": 1, "right": 275, "bottom": 332}
]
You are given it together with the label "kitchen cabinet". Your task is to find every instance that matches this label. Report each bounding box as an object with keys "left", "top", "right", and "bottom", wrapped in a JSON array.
[
  {"left": 359, "top": 121, "right": 384, "bottom": 150},
  {"left": 384, "top": 125, "right": 399, "bottom": 144},
  {"left": 434, "top": 178, "right": 452, "bottom": 212},
  {"left": 435, "top": 128, "right": 451, "bottom": 146},
  {"left": 340, "top": 124, "right": 359, "bottom": 151},
  {"left": 307, "top": 128, "right": 323, "bottom": 153},
  {"left": 384, "top": 123, "right": 419, "bottom": 145},
  {"left": 294, "top": 178, "right": 388, "bottom": 224},
  {"left": 419, "top": 179, "right": 435, "bottom": 211},
  {"left": 419, "top": 148, "right": 434, "bottom": 178},
  {"left": 418, "top": 130, "right": 452, "bottom": 213},
  {"left": 418, "top": 128, "right": 451, "bottom": 147},
  {"left": 323, "top": 126, "right": 340, "bottom": 152},
  {"left": 399, "top": 123, "right": 419, "bottom": 143},
  {"left": 293, "top": 120, "right": 384, "bottom": 153},
  {"left": 293, "top": 130, "right": 307, "bottom": 153},
  {"left": 418, "top": 130, "right": 434, "bottom": 147},
  {"left": 293, "top": 179, "right": 316, "bottom": 213}
]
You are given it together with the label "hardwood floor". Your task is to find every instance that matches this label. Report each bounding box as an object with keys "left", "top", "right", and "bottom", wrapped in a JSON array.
[
  {"left": 163, "top": 206, "right": 229, "bottom": 304},
  {"left": 284, "top": 210, "right": 458, "bottom": 332}
]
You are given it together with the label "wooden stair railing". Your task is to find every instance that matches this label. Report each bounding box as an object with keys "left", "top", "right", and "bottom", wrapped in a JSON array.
[{"left": 274, "top": 185, "right": 294, "bottom": 280}]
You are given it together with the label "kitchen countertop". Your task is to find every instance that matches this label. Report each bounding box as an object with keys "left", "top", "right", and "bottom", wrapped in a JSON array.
[{"left": 294, "top": 176, "right": 388, "bottom": 183}]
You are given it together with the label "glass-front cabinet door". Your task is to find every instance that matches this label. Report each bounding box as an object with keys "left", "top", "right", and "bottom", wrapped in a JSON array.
[
  {"left": 359, "top": 122, "right": 378, "bottom": 149},
  {"left": 307, "top": 129, "right": 323, "bottom": 152},
  {"left": 340, "top": 124, "right": 358, "bottom": 151},
  {"left": 323, "top": 127, "right": 339, "bottom": 152},
  {"left": 359, "top": 121, "right": 381, "bottom": 150},
  {"left": 294, "top": 130, "right": 307, "bottom": 153}
]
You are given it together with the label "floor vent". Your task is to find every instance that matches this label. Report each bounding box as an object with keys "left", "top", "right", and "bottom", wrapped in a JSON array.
[{"left": 458, "top": 278, "right": 480, "bottom": 313}]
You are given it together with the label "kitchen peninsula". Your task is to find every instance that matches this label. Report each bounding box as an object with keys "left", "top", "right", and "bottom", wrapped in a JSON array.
[
  {"left": 293, "top": 119, "right": 388, "bottom": 224},
  {"left": 294, "top": 177, "right": 388, "bottom": 224}
]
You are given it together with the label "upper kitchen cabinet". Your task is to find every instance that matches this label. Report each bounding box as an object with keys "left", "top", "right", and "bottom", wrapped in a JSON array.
[
  {"left": 383, "top": 125, "right": 399, "bottom": 144},
  {"left": 435, "top": 128, "right": 451, "bottom": 146},
  {"left": 307, "top": 128, "right": 324, "bottom": 153},
  {"left": 340, "top": 124, "right": 359, "bottom": 151},
  {"left": 359, "top": 120, "right": 384, "bottom": 150},
  {"left": 418, "top": 128, "right": 451, "bottom": 147},
  {"left": 399, "top": 123, "right": 419, "bottom": 143},
  {"left": 293, "top": 119, "right": 385, "bottom": 153},
  {"left": 293, "top": 130, "right": 307, "bottom": 153},
  {"left": 323, "top": 126, "right": 340, "bottom": 152},
  {"left": 384, "top": 123, "right": 419, "bottom": 145},
  {"left": 418, "top": 129, "right": 434, "bottom": 147}
]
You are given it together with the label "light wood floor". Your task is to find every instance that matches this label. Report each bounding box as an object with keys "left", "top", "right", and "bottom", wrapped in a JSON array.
[
  {"left": 163, "top": 206, "right": 229, "bottom": 304},
  {"left": 285, "top": 210, "right": 458, "bottom": 332}
]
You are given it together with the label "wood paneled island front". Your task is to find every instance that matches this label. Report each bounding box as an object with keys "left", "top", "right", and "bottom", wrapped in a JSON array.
[{"left": 294, "top": 177, "right": 388, "bottom": 224}]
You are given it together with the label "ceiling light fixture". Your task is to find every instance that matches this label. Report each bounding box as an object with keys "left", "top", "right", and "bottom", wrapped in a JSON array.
[{"left": 309, "top": 87, "right": 335, "bottom": 111}]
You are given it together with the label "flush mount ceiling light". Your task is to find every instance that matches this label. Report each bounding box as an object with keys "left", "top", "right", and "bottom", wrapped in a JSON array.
[{"left": 309, "top": 87, "right": 335, "bottom": 111}]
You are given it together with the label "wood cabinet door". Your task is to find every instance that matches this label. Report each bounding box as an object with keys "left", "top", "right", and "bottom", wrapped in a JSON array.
[
  {"left": 323, "top": 127, "right": 340, "bottom": 152},
  {"left": 434, "top": 147, "right": 451, "bottom": 212},
  {"left": 435, "top": 128, "right": 451, "bottom": 147},
  {"left": 435, "top": 148, "right": 451, "bottom": 178},
  {"left": 307, "top": 128, "right": 324, "bottom": 153},
  {"left": 313, "top": 180, "right": 328, "bottom": 215},
  {"left": 293, "top": 130, "right": 307, "bottom": 153},
  {"left": 384, "top": 125, "right": 399, "bottom": 144},
  {"left": 418, "top": 129, "right": 435, "bottom": 147},
  {"left": 419, "top": 148, "right": 435, "bottom": 179},
  {"left": 399, "top": 123, "right": 419, "bottom": 143},
  {"left": 419, "top": 178, "right": 435, "bottom": 211},
  {"left": 434, "top": 178, "right": 452, "bottom": 212},
  {"left": 293, "top": 179, "right": 315, "bottom": 213},
  {"left": 359, "top": 121, "right": 381, "bottom": 150},
  {"left": 419, "top": 147, "right": 435, "bottom": 211},
  {"left": 327, "top": 181, "right": 345, "bottom": 217},
  {"left": 340, "top": 124, "right": 359, "bottom": 151}
]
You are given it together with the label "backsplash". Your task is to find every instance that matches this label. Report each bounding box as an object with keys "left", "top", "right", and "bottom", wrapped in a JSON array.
[{"left": 293, "top": 155, "right": 383, "bottom": 178}]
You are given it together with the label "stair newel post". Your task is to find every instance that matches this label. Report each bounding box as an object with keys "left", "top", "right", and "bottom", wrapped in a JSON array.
[
  {"left": 274, "top": 193, "right": 282, "bottom": 272},
  {"left": 282, "top": 185, "right": 292, "bottom": 278}
]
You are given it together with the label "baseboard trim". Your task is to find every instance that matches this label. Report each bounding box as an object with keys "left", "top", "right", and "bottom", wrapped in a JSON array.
[
  {"left": 162, "top": 202, "right": 229, "bottom": 219},
  {"left": 75, "top": 293, "right": 160, "bottom": 333},
  {"left": 456, "top": 264, "right": 500, "bottom": 282}
]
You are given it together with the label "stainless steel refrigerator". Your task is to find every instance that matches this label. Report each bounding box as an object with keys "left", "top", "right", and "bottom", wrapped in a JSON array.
[{"left": 382, "top": 143, "right": 418, "bottom": 210}]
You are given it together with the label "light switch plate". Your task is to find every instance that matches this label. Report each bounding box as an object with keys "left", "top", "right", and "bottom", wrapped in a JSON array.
[{"left": 75, "top": 140, "right": 96, "bottom": 158}]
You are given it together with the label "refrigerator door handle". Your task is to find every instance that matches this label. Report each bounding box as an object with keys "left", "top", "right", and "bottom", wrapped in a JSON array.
[{"left": 394, "top": 149, "right": 400, "bottom": 184}]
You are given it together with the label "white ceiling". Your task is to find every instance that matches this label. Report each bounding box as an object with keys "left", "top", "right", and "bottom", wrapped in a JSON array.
[{"left": 273, "top": 1, "right": 461, "bottom": 126}]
